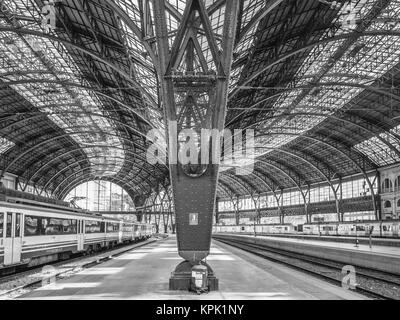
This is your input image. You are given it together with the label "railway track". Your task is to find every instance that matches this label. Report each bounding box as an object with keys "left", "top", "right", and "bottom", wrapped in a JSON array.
[
  {"left": 0, "top": 237, "right": 159, "bottom": 299},
  {"left": 213, "top": 236, "right": 400, "bottom": 300}
]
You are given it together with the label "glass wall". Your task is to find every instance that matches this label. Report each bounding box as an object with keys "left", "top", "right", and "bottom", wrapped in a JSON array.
[
  {"left": 64, "top": 181, "right": 135, "bottom": 212},
  {"left": 218, "top": 174, "right": 378, "bottom": 212}
]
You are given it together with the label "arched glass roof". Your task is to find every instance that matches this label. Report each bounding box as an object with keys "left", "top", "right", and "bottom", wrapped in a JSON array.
[{"left": 1, "top": 0, "right": 400, "bottom": 200}]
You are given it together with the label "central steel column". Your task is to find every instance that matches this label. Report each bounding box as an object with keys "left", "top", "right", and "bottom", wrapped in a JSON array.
[{"left": 152, "top": 0, "right": 240, "bottom": 290}]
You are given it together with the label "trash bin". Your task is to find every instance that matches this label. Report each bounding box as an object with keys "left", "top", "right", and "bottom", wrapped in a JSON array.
[{"left": 191, "top": 264, "right": 208, "bottom": 293}]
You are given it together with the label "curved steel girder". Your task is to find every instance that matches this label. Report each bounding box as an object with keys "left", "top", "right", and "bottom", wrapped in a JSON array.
[
  {"left": 217, "top": 179, "right": 239, "bottom": 198},
  {"left": 61, "top": 175, "right": 135, "bottom": 200},
  {"left": 221, "top": 173, "right": 273, "bottom": 211},
  {"left": 0, "top": 110, "right": 162, "bottom": 155},
  {"left": 220, "top": 173, "right": 259, "bottom": 197},
  {"left": 236, "top": 82, "right": 400, "bottom": 103},
  {"left": 235, "top": 0, "right": 284, "bottom": 46},
  {"left": 1, "top": 116, "right": 154, "bottom": 178},
  {"left": 36, "top": 157, "right": 162, "bottom": 198},
  {"left": 39, "top": 156, "right": 155, "bottom": 196},
  {"left": 0, "top": 70, "right": 72, "bottom": 78},
  {"left": 52, "top": 168, "right": 133, "bottom": 197},
  {"left": 26, "top": 144, "right": 162, "bottom": 190},
  {"left": 244, "top": 112, "right": 400, "bottom": 159},
  {"left": 0, "top": 79, "right": 158, "bottom": 127},
  {"left": 0, "top": 26, "right": 157, "bottom": 107},
  {"left": 227, "top": 81, "right": 400, "bottom": 126},
  {"left": 255, "top": 131, "right": 375, "bottom": 169},
  {"left": 1, "top": 129, "right": 168, "bottom": 181},
  {"left": 230, "top": 30, "right": 400, "bottom": 98},
  {"left": 272, "top": 149, "right": 331, "bottom": 184},
  {"left": 0, "top": 112, "right": 146, "bottom": 149},
  {"left": 104, "top": 0, "right": 158, "bottom": 65},
  {"left": 55, "top": 165, "right": 153, "bottom": 199},
  {"left": 272, "top": 146, "right": 337, "bottom": 179},
  {"left": 256, "top": 130, "right": 378, "bottom": 216},
  {"left": 223, "top": 167, "right": 276, "bottom": 195},
  {"left": 217, "top": 184, "right": 236, "bottom": 200},
  {"left": 58, "top": 174, "right": 141, "bottom": 201},
  {"left": 255, "top": 147, "right": 338, "bottom": 200},
  {"left": 164, "top": 2, "right": 183, "bottom": 20},
  {"left": 13, "top": 138, "right": 156, "bottom": 190},
  {"left": 254, "top": 159, "right": 305, "bottom": 192},
  {"left": 219, "top": 174, "right": 250, "bottom": 196},
  {"left": 321, "top": 112, "right": 400, "bottom": 144},
  {"left": 164, "top": 0, "right": 226, "bottom": 24},
  {"left": 254, "top": 150, "right": 312, "bottom": 185},
  {"left": 251, "top": 167, "right": 280, "bottom": 191},
  {"left": 0, "top": 118, "right": 68, "bottom": 146}
]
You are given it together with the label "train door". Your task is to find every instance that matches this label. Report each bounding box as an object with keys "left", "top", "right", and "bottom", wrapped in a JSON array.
[
  {"left": 393, "top": 223, "right": 399, "bottom": 237},
  {"left": 365, "top": 225, "right": 370, "bottom": 237},
  {"left": 77, "top": 220, "right": 84, "bottom": 251},
  {"left": 118, "top": 222, "right": 123, "bottom": 243},
  {"left": 4, "top": 212, "right": 22, "bottom": 265}
]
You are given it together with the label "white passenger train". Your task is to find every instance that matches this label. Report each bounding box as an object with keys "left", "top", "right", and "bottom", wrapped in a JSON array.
[
  {"left": 0, "top": 201, "right": 154, "bottom": 271},
  {"left": 214, "top": 220, "right": 400, "bottom": 238}
]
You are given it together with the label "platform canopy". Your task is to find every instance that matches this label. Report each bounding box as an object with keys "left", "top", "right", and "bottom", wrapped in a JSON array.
[{"left": 0, "top": 0, "right": 400, "bottom": 200}]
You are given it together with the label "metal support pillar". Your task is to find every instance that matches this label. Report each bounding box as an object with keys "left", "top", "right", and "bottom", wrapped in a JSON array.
[{"left": 152, "top": 0, "right": 240, "bottom": 291}]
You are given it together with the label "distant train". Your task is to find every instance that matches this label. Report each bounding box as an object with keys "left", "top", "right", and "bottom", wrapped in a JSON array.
[
  {"left": 213, "top": 220, "right": 400, "bottom": 238},
  {"left": 0, "top": 201, "right": 155, "bottom": 272}
]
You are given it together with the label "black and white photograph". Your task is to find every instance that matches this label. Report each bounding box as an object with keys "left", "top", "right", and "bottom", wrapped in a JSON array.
[{"left": 0, "top": 0, "right": 399, "bottom": 312}]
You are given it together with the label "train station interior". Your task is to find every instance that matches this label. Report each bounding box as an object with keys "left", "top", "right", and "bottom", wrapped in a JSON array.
[{"left": 0, "top": 0, "right": 400, "bottom": 302}]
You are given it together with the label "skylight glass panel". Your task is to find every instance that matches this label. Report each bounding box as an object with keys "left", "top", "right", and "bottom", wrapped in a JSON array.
[
  {"left": 114, "top": 0, "right": 163, "bottom": 129},
  {"left": 0, "top": 0, "right": 125, "bottom": 177},
  {"left": 0, "top": 137, "right": 14, "bottom": 155},
  {"left": 246, "top": 0, "right": 400, "bottom": 166}
]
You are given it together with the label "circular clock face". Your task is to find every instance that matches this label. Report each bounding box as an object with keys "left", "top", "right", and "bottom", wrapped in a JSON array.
[{"left": 181, "top": 163, "right": 208, "bottom": 177}]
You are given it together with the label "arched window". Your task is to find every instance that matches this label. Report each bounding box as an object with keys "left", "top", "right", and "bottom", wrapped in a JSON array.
[
  {"left": 384, "top": 200, "right": 392, "bottom": 208},
  {"left": 64, "top": 181, "right": 135, "bottom": 212},
  {"left": 382, "top": 178, "right": 393, "bottom": 193},
  {"left": 397, "top": 199, "right": 400, "bottom": 207},
  {"left": 395, "top": 177, "right": 400, "bottom": 191}
]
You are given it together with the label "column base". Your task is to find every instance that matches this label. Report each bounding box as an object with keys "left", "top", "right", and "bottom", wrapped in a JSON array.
[{"left": 169, "top": 260, "right": 219, "bottom": 291}]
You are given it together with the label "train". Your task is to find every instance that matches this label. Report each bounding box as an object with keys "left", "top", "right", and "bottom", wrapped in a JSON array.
[
  {"left": 213, "top": 220, "right": 400, "bottom": 238},
  {"left": 0, "top": 200, "right": 155, "bottom": 272}
]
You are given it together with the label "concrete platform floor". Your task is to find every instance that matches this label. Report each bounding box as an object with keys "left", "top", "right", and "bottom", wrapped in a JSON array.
[
  {"left": 227, "top": 234, "right": 400, "bottom": 257},
  {"left": 18, "top": 236, "right": 367, "bottom": 300}
]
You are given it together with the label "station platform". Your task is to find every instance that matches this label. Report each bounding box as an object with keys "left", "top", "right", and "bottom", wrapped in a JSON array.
[
  {"left": 18, "top": 236, "right": 366, "bottom": 300},
  {"left": 230, "top": 232, "right": 400, "bottom": 247},
  {"left": 213, "top": 233, "right": 400, "bottom": 275},
  {"left": 215, "top": 233, "right": 400, "bottom": 257}
]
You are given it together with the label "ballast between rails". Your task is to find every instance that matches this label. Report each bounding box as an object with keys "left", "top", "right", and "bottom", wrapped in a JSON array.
[{"left": 0, "top": 200, "right": 155, "bottom": 274}]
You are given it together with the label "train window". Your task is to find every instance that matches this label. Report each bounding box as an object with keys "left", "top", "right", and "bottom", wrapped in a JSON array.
[
  {"left": 6, "top": 213, "right": 12, "bottom": 238},
  {"left": 107, "top": 222, "right": 119, "bottom": 232},
  {"left": 44, "top": 218, "right": 77, "bottom": 235},
  {"left": 25, "top": 216, "right": 40, "bottom": 236},
  {"left": 15, "top": 213, "right": 21, "bottom": 237},
  {"left": 0, "top": 213, "right": 3, "bottom": 237},
  {"left": 24, "top": 216, "right": 77, "bottom": 236},
  {"left": 85, "top": 220, "right": 102, "bottom": 233},
  {"left": 100, "top": 222, "right": 105, "bottom": 233},
  {"left": 44, "top": 218, "right": 61, "bottom": 235},
  {"left": 63, "top": 219, "right": 77, "bottom": 234}
]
